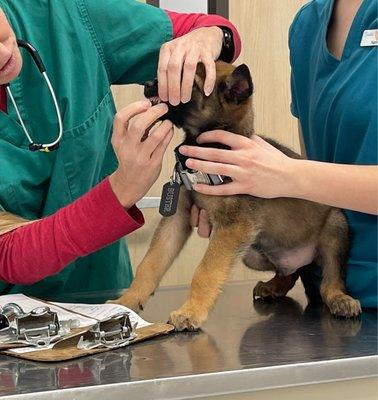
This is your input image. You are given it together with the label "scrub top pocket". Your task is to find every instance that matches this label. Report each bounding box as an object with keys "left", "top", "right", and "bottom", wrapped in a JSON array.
[
  {"left": 0, "top": 185, "right": 20, "bottom": 217},
  {"left": 59, "top": 92, "right": 118, "bottom": 202}
]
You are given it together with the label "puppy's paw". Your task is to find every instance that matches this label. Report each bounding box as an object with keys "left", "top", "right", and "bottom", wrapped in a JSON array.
[
  {"left": 327, "top": 294, "right": 361, "bottom": 318},
  {"left": 169, "top": 306, "right": 207, "bottom": 332},
  {"left": 253, "top": 280, "right": 286, "bottom": 300},
  {"left": 106, "top": 291, "right": 145, "bottom": 313}
]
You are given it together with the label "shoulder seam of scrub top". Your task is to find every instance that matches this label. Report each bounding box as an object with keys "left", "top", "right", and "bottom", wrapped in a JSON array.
[
  {"left": 288, "top": 1, "right": 314, "bottom": 49},
  {"left": 288, "top": 1, "right": 315, "bottom": 119},
  {"left": 75, "top": 0, "right": 111, "bottom": 83}
]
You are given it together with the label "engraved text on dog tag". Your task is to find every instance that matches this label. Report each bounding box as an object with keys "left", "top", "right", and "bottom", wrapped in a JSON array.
[{"left": 159, "top": 181, "right": 180, "bottom": 217}]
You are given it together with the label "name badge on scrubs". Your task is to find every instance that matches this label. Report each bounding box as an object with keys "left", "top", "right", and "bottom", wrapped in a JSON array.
[{"left": 360, "top": 30, "right": 378, "bottom": 47}]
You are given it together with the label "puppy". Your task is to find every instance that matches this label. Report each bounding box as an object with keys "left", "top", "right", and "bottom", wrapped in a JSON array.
[{"left": 111, "top": 61, "right": 362, "bottom": 330}]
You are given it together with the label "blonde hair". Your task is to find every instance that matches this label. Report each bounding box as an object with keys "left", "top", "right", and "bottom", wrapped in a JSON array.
[{"left": 0, "top": 212, "right": 31, "bottom": 236}]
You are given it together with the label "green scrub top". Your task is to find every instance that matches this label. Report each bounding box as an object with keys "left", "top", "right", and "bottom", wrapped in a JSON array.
[
  {"left": 289, "top": 0, "right": 377, "bottom": 307},
  {"left": 0, "top": 0, "right": 172, "bottom": 302}
]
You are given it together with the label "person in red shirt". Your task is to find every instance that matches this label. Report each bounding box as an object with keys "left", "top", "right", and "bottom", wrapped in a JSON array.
[{"left": 0, "top": 1, "right": 241, "bottom": 302}]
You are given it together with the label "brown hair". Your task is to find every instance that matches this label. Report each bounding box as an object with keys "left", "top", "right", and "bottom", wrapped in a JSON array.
[{"left": 0, "top": 212, "right": 31, "bottom": 236}]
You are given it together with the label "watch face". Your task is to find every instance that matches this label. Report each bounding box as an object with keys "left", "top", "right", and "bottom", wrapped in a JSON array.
[
  {"left": 219, "top": 28, "right": 234, "bottom": 63},
  {"left": 224, "top": 31, "right": 231, "bottom": 46}
]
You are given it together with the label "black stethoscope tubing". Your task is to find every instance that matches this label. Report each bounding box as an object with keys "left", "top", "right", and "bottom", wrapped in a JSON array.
[{"left": 4, "top": 39, "right": 63, "bottom": 152}]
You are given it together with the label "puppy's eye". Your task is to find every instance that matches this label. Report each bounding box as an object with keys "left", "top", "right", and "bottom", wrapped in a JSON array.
[{"left": 218, "top": 81, "right": 227, "bottom": 92}]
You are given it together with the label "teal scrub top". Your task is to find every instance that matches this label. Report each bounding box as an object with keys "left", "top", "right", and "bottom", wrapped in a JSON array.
[
  {"left": 0, "top": 0, "right": 172, "bottom": 302},
  {"left": 289, "top": 0, "right": 377, "bottom": 307}
]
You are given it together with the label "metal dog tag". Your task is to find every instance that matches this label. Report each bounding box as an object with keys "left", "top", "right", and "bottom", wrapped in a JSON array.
[
  {"left": 159, "top": 164, "right": 181, "bottom": 217},
  {"left": 159, "top": 181, "right": 180, "bottom": 217}
]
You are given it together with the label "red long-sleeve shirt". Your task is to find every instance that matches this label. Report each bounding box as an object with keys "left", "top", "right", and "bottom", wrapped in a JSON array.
[{"left": 0, "top": 11, "right": 241, "bottom": 285}]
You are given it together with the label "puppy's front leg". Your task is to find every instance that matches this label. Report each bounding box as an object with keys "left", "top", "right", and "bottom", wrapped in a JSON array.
[
  {"left": 169, "top": 223, "right": 248, "bottom": 331},
  {"left": 110, "top": 190, "right": 192, "bottom": 311}
]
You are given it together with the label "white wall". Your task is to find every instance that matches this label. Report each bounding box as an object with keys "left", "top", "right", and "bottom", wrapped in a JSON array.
[{"left": 159, "top": 0, "right": 207, "bottom": 13}]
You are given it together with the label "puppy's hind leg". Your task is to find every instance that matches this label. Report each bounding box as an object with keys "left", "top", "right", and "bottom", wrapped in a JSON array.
[
  {"left": 318, "top": 209, "right": 361, "bottom": 318},
  {"left": 253, "top": 272, "right": 300, "bottom": 300},
  {"left": 110, "top": 190, "right": 193, "bottom": 311},
  {"left": 243, "top": 248, "right": 299, "bottom": 300}
]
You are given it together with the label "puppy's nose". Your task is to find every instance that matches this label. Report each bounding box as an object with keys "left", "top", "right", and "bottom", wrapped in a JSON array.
[
  {"left": 144, "top": 79, "right": 158, "bottom": 97},
  {"left": 144, "top": 79, "right": 156, "bottom": 89}
]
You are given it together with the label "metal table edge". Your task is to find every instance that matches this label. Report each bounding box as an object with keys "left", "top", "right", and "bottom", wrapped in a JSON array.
[{"left": 4, "top": 355, "right": 377, "bottom": 400}]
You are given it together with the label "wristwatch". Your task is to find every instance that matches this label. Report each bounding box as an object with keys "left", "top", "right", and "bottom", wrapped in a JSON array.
[{"left": 218, "top": 27, "right": 234, "bottom": 63}]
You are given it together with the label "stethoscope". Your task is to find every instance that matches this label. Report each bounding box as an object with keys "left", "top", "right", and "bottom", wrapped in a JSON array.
[{"left": 4, "top": 40, "right": 63, "bottom": 152}]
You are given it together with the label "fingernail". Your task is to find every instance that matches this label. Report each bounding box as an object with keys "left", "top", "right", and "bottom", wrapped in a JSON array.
[
  {"left": 179, "top": 146, "right": 187, "bottom": 153},
  {"left": 142, "top": 100, "right": 151, "bottom": 107},
  {"left": 204, "top": 86, "right": 212, "bottom": 96}
]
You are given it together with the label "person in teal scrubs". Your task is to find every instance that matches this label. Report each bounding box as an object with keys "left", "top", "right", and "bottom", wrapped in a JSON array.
[
  {"left": 0, "top": 0, "right": 239, "bottom": 302},
  {"left": 181, "top": 0, "right": 377, "bottom": 308}
]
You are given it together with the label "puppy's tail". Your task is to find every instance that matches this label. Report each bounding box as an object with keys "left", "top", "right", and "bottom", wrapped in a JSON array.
[{"left": 0, "top": 212, "right": 31, "bottom": 236}]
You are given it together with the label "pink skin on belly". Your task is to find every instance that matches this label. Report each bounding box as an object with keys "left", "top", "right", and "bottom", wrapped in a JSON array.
[{"left": 277, "top": 244, "right": 316, "bottom": 276}]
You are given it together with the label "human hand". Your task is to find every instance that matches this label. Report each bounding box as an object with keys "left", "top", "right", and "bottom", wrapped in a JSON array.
[
  {"left": 158, "top": 26, "right": 223, "bottom": 105},
  {"left": 190, "top": 205, "right": 212, "bottom": 238},
  {"left": 179, "top": 130, "right": 297, "bottom": 198},
  {"left": 109, "top": 101, "right": 174, "bottom": 209}
]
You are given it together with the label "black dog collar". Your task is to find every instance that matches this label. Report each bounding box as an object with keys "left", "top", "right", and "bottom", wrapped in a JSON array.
[{"left": 173, "top": 146, "right": 224, "bottom": 191}]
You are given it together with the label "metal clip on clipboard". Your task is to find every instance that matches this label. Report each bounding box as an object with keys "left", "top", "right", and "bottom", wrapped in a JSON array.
[
  {"left": 0, "top": 303, "right": 68, "bottom": 347},
  {"left": 77, "top": 312, "right": 136, "bottom": 350}
]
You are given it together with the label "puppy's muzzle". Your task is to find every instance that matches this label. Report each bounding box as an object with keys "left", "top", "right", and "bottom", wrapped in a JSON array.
[{"left": 144, "top": 79, "right": 162, "bottom": 106}]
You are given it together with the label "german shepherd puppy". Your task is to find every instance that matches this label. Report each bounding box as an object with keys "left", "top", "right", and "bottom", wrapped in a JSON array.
[{"left": 112, "top": 61, "right": 361, "bottom": 330}]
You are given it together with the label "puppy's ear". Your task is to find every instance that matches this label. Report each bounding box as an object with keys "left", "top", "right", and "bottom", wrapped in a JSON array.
[{"left": 224, "top": 64, "right": 253, "bottom": 104}]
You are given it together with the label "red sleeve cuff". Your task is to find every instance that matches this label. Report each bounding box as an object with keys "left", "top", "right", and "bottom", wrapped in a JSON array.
[
  {"left": 99, "top": 178, "right": 145, "bottom": 237},
  {"left": 166, "top": 11, "right": 241, "bottom": 62}
]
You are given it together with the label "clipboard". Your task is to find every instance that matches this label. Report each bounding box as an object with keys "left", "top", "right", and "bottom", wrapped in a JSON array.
[{"left": 0, "top": 294, "right": 174, "bottom": 362}]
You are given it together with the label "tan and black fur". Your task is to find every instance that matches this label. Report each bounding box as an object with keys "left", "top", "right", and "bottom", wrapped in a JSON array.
[{"left": 113, "top": 61, "right": 360, "bottom": 329}]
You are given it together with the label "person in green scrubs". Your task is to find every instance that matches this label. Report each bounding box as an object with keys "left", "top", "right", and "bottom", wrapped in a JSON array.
[
  {"left": 182, "top": 0, "right": 377, "bottom": 308},
  {"left": 0, "top": 0, "right": 238, "bottom": 302}
]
